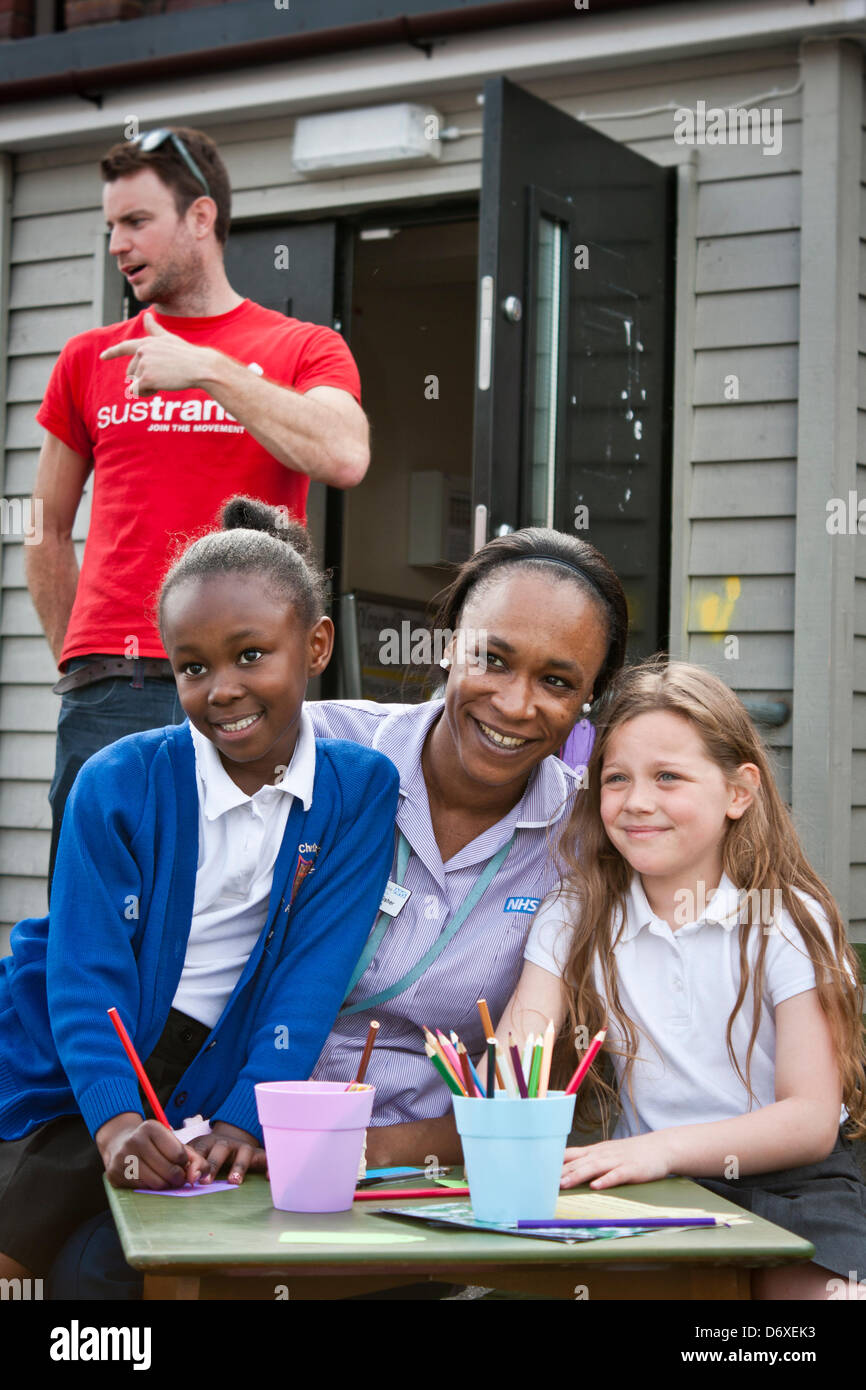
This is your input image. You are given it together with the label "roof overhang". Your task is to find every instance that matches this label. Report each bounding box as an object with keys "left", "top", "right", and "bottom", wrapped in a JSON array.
[
  {"left": 0, "top": 0, "right": 678, "bottom": 105},
  {"left": 0, "top": 0, "right": 864, "bottom": 150}
]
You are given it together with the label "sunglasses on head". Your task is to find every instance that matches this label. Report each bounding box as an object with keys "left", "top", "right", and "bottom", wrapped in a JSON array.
[{"left": 135, "top": 129, "right": 211, "bottom": 198}]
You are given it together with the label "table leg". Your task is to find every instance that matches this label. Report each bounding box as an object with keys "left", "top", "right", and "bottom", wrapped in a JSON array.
[
  {"left": 686, "top": 1266, "right": 751, "bottom": 1300},
  {"left": 143, "top": 1274, "right": 201, "bottom": 1300}
]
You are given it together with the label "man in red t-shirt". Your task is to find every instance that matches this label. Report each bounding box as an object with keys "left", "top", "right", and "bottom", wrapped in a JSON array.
[{"left": 27, "top": 127, "right": 370, "bottom": 889}]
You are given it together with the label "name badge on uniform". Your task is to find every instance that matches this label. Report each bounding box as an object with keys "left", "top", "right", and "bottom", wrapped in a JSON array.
[{"left": 379, "top": 881, "right": 412, "bottom": 917}]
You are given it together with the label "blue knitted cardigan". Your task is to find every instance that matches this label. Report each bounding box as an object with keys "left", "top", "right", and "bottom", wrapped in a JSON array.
[{"left": 0, "top": 721, "right": 398, "bottom": 1143}]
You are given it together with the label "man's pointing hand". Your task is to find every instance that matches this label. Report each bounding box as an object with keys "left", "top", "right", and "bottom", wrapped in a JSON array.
[{"left": 100, "top": 312, "right": 211, "bottom": 395}]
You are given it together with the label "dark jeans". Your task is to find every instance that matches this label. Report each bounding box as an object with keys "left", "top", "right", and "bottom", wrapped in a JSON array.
[
  {"left": 49, "top": 1211, "right": 143, "bottom": 1300},
  {"left": 48, "top": 656, "right": 186, "bottom": 899}
]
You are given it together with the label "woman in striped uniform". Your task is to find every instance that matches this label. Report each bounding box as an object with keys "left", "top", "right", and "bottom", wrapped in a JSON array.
[{"left": 308, "top": 524, "right": 629, "bottom": 1168}]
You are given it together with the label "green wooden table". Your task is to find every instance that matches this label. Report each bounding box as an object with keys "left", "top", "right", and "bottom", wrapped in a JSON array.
[{"left": 105, "top": 1172, "right": 813, "bottom": 1301}]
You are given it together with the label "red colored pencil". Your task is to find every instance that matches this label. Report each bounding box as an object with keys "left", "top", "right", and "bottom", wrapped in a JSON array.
[
  {"left": 564, "top": 1027, "right": 607, "bottom": 1096},
  {"left": 107, "top": 1006, "right": 172, "bottom": 1129},
  {"left": 457, "top": 1042, "right": 476, "bottom": 1098},
  {"left": 354, "top": 1187, "right": 470, "bottom": 1201}
]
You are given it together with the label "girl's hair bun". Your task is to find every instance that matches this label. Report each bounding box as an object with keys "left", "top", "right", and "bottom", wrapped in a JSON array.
[
  {"left": 157, "top": 493, "right": 325, "bottom": 633},
  {"left": 220, "top": 495, "right": 315, "bottom": 564}
]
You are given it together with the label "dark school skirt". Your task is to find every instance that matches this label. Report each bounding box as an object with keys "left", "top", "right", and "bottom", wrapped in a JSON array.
[
  {"left": 694, "top": 1130, "right": 866, "bottom": 1279},
  {"left": 0, "top": 1008, "right": 210, "bottom": 1276}
]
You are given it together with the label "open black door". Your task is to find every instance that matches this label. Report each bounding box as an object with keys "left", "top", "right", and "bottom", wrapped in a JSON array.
[{"left": 473, "top": 78, "right": 675, "bottom": 657}]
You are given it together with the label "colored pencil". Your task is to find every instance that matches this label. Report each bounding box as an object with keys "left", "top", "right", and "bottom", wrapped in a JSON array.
[
  {"left": 521, "top": 1033, "right": 535, "bottom": 1085},
  {"left": 450, "top": 1031, "right": 484, "bottom": 1096},
  {"left": 508, "top": 1032, "right": 529, "bottom": 1098},
  {"left": 485, "top": 1038, "right": 497, "bottom": 1098},
  {"left": 457, "top": 1042, "right": 476, "bottom": 1098},
  {"left": 527, "top": 1039, "right": 543, "bottom": 1098},
  {"left": 537, "top": 1019, "right": 556, "bottom": 1099},
  {"left": 348, "top": 1019, "right": 379, "bottom": 1089},
  {"left": 498, "top": 1041, "right": 518, "bottom": 1097},
  {"left": 438, "top": 1031, "right": 480, "bottom": 1095},
  {"left": 565, "top": 1027, "right": 607, "bottom": 1096},
  {"left": 477, "top": 999, "right": 504, "bottom": 1088},
  {"left": 425, "top": 1042, "right": 466, "bottom": 1095},
  {"left": 516, "top": 1217, "right": 720, "bottom": 1230},
  {"left": 467, "top": 1053, "right": 486, "bottom": 1098},
  {"left": 424, "top": 1028, "right": 462, "bottom": 1087},
  {"left": 436, "top": 1029, "right": 463, "bottom": 1078},
  {"left": 355, "top": 1187, "right": 470, "bottom": 1201},
  {"left": 107, "top": 1006, "right": 171, "bottom": 1130}
]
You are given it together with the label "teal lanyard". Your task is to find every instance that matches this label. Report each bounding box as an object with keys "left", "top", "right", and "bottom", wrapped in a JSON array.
[{"left": 340, "top": 828, "right": 516, "bottom": 1016}]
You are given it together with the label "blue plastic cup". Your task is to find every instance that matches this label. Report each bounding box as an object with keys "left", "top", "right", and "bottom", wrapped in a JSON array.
[{"left": 452, "top": 1091, "right": 576, "bottom": 1225}]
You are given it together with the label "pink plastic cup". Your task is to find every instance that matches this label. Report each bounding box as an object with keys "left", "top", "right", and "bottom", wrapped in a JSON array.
[{"left": 254, "top": 1080, "right": 375, "bottom": 1212}]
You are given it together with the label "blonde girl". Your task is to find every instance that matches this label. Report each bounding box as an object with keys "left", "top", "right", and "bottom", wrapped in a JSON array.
[{"left": 495, "top": 659, "right": 866, "bottom": 1300}]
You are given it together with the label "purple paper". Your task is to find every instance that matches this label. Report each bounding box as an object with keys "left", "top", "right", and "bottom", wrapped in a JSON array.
[{"left": 134, "top": 1180, "right": 238, "bottom": 1196}]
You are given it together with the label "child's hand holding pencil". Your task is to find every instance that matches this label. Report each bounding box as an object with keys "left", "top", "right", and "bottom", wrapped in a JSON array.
[
  {"left": 103, "top": 1006, "right": 265, "bottom": 1188},
  {"left": 96, "top": 1113, "right": 210, "bottom": 1190},
  {"left": 97, "top": 1115, "right": 267, "bottom": 1191}
]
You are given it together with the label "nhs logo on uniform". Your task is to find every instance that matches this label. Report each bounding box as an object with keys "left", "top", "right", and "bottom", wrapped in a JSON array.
[{"left": 504, "top": 896, "right": 540, "bottom": 914}]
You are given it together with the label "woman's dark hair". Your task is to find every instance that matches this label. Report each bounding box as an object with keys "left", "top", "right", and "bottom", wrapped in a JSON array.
[
  {"left": 429, "top": 527, "right": 629, "bottom": 700},
  {"left": 101, "top": 126, "right": 232, "bottom": 245},
  {"left": 156, "top": 495, "right": 326, "bottom": 637}
]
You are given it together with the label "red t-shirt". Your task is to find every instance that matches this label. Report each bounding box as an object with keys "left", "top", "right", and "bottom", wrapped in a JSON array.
[{"left": 36, "top": 299, "right": 361, "bottom": 668}]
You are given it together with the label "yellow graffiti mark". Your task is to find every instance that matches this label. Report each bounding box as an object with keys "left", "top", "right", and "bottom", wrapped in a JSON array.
[{"left": 696, "top": 576, "right": 741, "bottom": 640}]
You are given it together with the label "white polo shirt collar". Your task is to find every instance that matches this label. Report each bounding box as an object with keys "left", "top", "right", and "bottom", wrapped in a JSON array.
[
  {"left": 621, "top": 870, "right": 743, "bottom": 942},
  {"left": 188, "top": 708, "right": 316, "bottom": 818}
]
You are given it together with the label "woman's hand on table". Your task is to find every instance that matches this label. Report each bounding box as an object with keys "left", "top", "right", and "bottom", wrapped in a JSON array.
[
  {"left": 189, "top": 1121, "right": 268, "bottom": 1185},
  {"left": 561, "top": 1132, "right": 674, "bottom": 1189}
]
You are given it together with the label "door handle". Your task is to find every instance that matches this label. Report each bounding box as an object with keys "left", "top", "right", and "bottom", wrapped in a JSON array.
[
  {"left": 473, "top": 505, "right": 488, "bottom": 553},
  {"left": 478, "top": 275, "right": 493, "bottom": 391}
]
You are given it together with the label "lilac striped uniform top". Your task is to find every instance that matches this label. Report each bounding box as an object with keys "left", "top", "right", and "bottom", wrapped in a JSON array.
[{"left": 306, "top": 698, "right": 580, "bottom": 1126}]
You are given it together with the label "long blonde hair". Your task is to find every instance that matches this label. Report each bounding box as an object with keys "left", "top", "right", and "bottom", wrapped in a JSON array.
[{"left": 554, "top": 659, "right": 866, "bottom": 1140}]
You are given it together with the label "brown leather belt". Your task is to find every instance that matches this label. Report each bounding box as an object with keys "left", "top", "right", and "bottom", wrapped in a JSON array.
[{"left": 52, "top": 656, "right": 176, "bottom": 695}]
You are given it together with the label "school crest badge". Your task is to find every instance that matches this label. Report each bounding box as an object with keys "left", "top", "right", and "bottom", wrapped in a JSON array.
[{"left": 289, "top": 843, "right": 319, "bottom": 904}]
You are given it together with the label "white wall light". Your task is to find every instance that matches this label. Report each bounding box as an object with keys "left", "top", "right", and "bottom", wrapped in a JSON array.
[{"left": 292, "top": 103, "right": 443, "bottom": 177}]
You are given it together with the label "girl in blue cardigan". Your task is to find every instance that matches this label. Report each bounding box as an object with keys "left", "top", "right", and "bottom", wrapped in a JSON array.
[{"left": 0, "top": 496, "right": 399, "bottom": 1282}]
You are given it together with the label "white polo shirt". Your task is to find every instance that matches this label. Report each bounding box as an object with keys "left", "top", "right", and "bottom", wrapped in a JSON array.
[
  {"left": 525, "top": 872, "right": 840, "bottom": 1137},
  {"left": 171, "top": 712, "right": 316, "bottom": 1029}
]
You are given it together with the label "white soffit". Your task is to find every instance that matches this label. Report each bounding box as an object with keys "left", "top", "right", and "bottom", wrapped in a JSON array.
[{"left": 0, "top": 0, "right": 863, "bottom": 148}]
